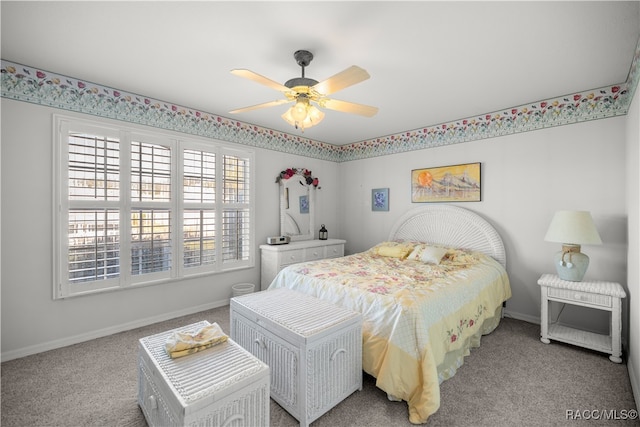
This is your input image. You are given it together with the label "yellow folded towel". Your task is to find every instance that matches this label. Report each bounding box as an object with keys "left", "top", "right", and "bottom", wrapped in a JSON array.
[{"left": 165, "top": 322, "right": 228, "bottom": 359}]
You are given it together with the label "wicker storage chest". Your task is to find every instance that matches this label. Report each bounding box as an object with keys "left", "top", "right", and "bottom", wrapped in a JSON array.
[
  {"left": 230, "top": 288, "right": 363, "bottom": 427},
  {"left": 138, "top": 321, "right": 270, "bottom": 427}
]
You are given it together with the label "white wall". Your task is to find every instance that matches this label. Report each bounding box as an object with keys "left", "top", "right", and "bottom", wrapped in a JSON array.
[
  {"left": 338, "top": 117, "right": 628, "bottom": 333},
  {"left": 0, "top": 99, "right": 339, "bottom": 360},
  {"left": 625, "top": 81, "right": 639, "bottom": 405},
  {"left": 0, "top": 95, "right": 634, "bottom": 372}
]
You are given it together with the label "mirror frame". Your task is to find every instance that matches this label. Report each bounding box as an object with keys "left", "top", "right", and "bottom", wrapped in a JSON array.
[{"left": 278, "top": 168, "right": 318, "bottom": 241}]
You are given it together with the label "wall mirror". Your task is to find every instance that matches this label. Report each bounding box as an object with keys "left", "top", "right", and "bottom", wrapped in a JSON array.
[{"left": 278, "top": 168, "right": 318, "bottom": 241}]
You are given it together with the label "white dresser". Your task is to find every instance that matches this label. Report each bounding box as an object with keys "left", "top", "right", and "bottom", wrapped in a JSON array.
[{"left": 259, "top": 239, "right": 345, "bottom": 290}]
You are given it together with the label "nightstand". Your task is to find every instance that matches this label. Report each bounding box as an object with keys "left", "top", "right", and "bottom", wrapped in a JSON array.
[{"left": 538, "top": 273, "right": 626, "bottom": 363}]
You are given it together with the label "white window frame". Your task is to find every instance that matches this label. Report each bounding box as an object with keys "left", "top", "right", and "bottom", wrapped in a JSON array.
[{"left": 53, "top": 115, "right": 255, "bottom": 299}]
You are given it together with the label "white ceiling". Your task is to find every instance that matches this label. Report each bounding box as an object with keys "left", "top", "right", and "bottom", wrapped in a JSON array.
[{"left": 2, "top": 1, "right": 639, "bottom": 145}]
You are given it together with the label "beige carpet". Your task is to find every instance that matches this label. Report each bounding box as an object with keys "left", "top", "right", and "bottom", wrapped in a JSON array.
[{"left": 1, "top": 306, "right": 637, "bottom": 427}]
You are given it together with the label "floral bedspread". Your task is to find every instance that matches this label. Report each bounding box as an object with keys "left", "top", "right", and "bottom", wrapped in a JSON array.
[{"left": 268, "top": 245, "right": 511, "bottom": 424}]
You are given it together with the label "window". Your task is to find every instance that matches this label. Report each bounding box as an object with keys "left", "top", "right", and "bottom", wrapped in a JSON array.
[
  {"left": 182, "top": 148, "right": 217, "bottom": 270},
  {"left": 222, "top": 154, "right": 251, "bottom": 264},
  {"left": 54, "top": 116, "right": 254, "bottom": 298}
]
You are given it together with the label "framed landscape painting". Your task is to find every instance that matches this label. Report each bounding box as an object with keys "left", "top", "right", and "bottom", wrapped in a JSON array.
[{"left": 411, "top": 162, "right": 481, "bottom": 203}]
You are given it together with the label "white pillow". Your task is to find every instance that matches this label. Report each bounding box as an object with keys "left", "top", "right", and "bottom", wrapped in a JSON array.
[{"left": 407, "top": 245, "right": 448, "bottom": 265}]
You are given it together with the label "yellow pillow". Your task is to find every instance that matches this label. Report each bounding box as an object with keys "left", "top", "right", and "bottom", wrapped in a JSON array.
[{"left": 374, "top": 242, "right": 413, "bottom": 259}]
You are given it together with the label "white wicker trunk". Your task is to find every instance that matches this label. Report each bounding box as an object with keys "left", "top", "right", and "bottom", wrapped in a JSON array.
[
  {"left": 138, "top": 321, "right": 270, "bottom": 427},
  {"left": 230, "top": 288, "right": 363, "bottom": 427}
]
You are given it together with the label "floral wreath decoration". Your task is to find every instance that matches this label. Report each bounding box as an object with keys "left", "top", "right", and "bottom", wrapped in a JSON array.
[{"left": 275, "top": 168, "right": 320, "bottom": 189}]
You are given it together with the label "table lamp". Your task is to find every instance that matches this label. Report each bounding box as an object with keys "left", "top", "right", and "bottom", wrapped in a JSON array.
[{"left": 544, "top": 210, "right": 602, "bottom": 282}]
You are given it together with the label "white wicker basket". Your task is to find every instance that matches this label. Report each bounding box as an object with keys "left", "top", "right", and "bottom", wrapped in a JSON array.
[
  {"left": 231, "top": 282, "right": 255, "bottom": 297},
  {"left": 230, "top": 289, "right": 363, "bottom": 427},
  {"left": 138, "top": 321, "right": 270, "bottom": 427}
]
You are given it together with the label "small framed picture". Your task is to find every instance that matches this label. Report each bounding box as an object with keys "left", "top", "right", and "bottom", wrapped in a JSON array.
[
  {"left": 299, "top": 195, "right": 309, "bottom": 214},
  {"left": 372, "top": 188, "right": 389, "bottom": 211}
]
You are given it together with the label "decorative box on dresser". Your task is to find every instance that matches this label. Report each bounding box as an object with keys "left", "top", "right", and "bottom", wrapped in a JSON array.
[
  {"left": 259, "top": 238, "right": 345, "bottom": 290},
  {"left": 538, "top": 273, "right": 627, "bottom": 363}
]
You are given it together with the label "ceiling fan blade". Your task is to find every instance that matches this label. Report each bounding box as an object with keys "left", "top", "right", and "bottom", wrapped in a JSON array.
[
  {"left": 312, "top": 66, "right": 370, "bottom": 96},
  {"left": 231, "top": 69, "right": 291, "bottom": 93},
  {"left": 322, "top": 98, "right": 379, "bottom": 117},
  {"left": 229, "top": 99, "right": 291, "bottom": 114}
]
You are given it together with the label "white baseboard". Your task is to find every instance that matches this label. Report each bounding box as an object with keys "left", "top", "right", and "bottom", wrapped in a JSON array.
[
  {"left": 1, "top": 299, "right": 230, "bottom": 362},
  {"left": 503, "top": 309, "right": 540, "bottom": 325}
]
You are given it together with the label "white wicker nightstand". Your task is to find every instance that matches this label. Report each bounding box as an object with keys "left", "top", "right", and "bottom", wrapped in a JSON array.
[{"left": 538, "top": 273, "right": 626, "bottom": 363}]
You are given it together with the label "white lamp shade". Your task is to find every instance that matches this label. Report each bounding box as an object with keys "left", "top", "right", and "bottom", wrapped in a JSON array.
[{"left": 544, "top": 211, "right": 602, "bottom": 245}]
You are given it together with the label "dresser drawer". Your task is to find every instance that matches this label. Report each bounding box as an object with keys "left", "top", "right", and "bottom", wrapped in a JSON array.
[
  {"left": 279, "top": 249, "right": 304, "bottom": 266},
  {"left": 304, "top": 246, "right": 325, "bottom": 261},
  {"left": 547, "top": 287, "right": 612, "bottom": 308},
  {"left": 325, "top": 244, "right": 344, "bottom": 259}
]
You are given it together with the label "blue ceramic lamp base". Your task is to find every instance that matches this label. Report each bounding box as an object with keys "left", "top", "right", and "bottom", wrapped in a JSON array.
[{"left": 553, "top": 244, "right": 589, "bottom": 282}]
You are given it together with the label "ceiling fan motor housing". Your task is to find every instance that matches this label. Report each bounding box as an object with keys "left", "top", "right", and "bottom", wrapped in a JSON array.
[
  {"left": 284, "top": 77, "right": 319, "bottom": 89},
  {"left": 285, "top": 50, "right": 319, "bottom": 89}
]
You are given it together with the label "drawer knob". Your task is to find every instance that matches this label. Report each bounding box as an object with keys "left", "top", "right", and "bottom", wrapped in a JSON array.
[
  {"left": 313, "top": 251, "right": 319, "bottom": 256},
  {"left": 330, "top": 348, "right": 347, "bottom": 361},
  {"left": 254, "top": 338, "right": 267, "bottom": 350}
]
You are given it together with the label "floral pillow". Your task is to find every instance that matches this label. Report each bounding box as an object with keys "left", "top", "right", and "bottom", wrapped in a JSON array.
[{"left": 407, "top": 244, "right": 449, "bottom": 265}]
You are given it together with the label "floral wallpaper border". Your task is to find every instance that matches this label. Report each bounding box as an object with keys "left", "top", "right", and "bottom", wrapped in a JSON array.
[
  {"left": 0, "top": 60, "right": 340, "bottom": 161},
  {"left": 2, "top": 37, "right": 638, "bottom": 163},
  {"left": 343, "top": 83, "right": 631, "bottom": 161}
]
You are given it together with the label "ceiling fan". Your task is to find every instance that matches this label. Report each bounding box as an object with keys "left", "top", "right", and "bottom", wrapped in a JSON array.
[{"left": 229, "top": 50, "right": 378, "bottom": 132}]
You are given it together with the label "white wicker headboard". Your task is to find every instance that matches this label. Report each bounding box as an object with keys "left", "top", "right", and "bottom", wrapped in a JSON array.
[{"left": 388, "top": 205, "right": 506, "bottom": 268}]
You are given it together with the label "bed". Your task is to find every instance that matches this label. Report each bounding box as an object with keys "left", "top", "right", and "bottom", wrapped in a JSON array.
[{"left": 268, "top": 205, "right": 511, "bottom": 424}]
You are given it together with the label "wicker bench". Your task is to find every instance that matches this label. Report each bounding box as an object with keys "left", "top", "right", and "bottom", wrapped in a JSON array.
[
  {"left": 138, "top": 321, "right": 270, "bottom": 426},
  {"left": 230, "top": 288, "right": 363, "bottom": 427}
]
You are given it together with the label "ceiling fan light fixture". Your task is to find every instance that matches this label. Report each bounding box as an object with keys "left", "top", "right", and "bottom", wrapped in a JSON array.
[
  {"left": 291, "top": 97, "right": 309, "bottom": 122},
  {"left": 281, "top": 103, "right": 324, "bottom": 132},
  {"left": 307, "top": 105, "right": 325, "bottom": 123}
]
